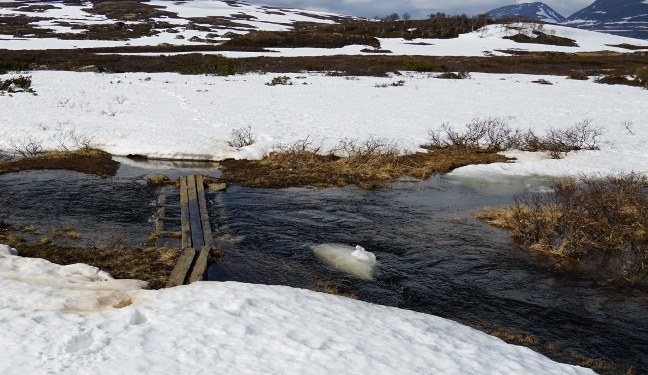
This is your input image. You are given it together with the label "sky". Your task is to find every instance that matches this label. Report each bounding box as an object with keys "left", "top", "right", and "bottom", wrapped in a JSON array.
[{"left": 247, "top": 0, "right": 595, "bottom": 19}]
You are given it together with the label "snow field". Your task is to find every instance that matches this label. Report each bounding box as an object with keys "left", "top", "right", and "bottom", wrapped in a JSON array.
[
  {"left": 0, "top": 71, "right": 645, "bottom": 178},
  {"left": 0, "top": 248, "right": 594, "bottom": 374}
]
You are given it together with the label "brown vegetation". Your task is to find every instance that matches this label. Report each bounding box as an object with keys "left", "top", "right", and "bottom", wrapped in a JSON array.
[
  {"left": 2, "top": 48, "right": 647, "bottom": 81},
  {"left": 15, "top": 243, "right": 180, "bottom": 289},
  {"left": 85, "top": 1, "right": 178, "bottom": 21},
  {"left": 504, "top": 31, "right": 578, "bottom": 47},
  {"left": 476, "top": 173, "right": 648, "bottom": 281},
  {"left": 472, "top": 323, "right": 636, "bottom": 375},
  {"left": 223, "top": 30, "right": 381, "bottom": 49},
  {"left": 0, "top": 149, "right": 119, "bottom": 177},
  {"left": 219, "top": 142, "right": 510, "bottom": 189}
]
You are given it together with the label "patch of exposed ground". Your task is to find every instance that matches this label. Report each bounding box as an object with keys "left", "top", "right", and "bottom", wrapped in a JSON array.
[
  {"left": 218, "top": 149, "right": 511, "bottom": 189},
  {"left": 12, "top": 242, "right": 181, "bottom": 289},
  {"left": 0, "top": 149, "right": 119, "bottom": 177}
]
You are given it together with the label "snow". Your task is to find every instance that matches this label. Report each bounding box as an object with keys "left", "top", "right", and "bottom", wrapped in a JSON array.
[
  {"left": 1, "top": 1, "right": 646, "bottom": 53},
  {"left": 94, "top": 24, "right": 648, "bottom": 58},
  {"left": 1, "top": 71, "right": 645, "bottom": 179},
  {"left": 312, "top": 244, "right": 377, "bottom": 280},
  {"left": 0, "top": 247, "right": 594, "bottom": 374},
  {"left": 0, "top": 0, "right": 339, "bottom": 50}
]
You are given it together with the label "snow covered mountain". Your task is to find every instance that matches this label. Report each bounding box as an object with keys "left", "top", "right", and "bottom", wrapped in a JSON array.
[
  {"left": 564, "top": 0, "right": 648, "bottom": 39},
  {"left": 488, "top": 2, "right": 566, "bottom": 23}
]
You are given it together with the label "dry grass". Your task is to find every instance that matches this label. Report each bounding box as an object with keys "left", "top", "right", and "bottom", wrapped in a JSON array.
[
  {"left": 312, "top": 278, "right": 357, "bottom": 299},
  {"left": 0, "top": 149, "right": 118, "bottom": 177},
  {"left": 17, "top": 243, "right": 181, "bottom": 289},
  {"left": 472, "top": 323, "right": 636, "bottom": 375},
  {"left": 220, "top": 147, "right": 510, "bottom": 189},
  {"left": 476, "top": 173, "right": 648, "bottom": 281}
]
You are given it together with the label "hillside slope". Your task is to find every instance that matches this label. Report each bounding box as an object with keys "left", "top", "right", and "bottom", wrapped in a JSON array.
[{"left": 488, "top": 2, "right": 565, "bottom": 22}]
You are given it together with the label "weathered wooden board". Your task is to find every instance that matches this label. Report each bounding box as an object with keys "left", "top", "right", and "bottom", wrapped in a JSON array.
[
  {"left": 196, "top": 175, "right": 213, "bottom": 247},
  {"left": 188, "top": 246, "right": 210, "bottom": 283},
  {"left": 155, "top": 189, "right": 166, "bottom": 232},
  {"left": 179, "top": 176, "right": 192, "bottom": 249},
  {"left": 166, "top": 247, "right": 196, "bottom": 288},
  {"left": 187, "top": 175, "right": 205, "bottom": 249},
  {"left": 169, "top": 175, "right": 220, "bottom": 287}
]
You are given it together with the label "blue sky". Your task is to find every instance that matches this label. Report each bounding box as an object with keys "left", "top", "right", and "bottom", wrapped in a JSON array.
[{"left": 246, "top": 0, "right": 595, "bottom": 19}]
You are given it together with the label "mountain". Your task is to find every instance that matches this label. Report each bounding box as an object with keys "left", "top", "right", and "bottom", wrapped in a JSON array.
[
  {"left": 564, "top": 0, "right": 648, "bottom": 39},
  {"left": 488, "top": 2, "right": 565, "bottom": 23}
]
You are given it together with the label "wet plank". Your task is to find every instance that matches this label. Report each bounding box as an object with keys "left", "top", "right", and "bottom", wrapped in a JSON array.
[
  {"left": 179, "top": 176, "right": 191, "bottom": 249},
  {"left": 187, "top": 175, "right": 205, "bottom": 249},
  {"left": 166, "top": 247, "right": 196, "bottom": 288},
  {"left": 188, "top": 246, "right": 210, "bottom": 283},
  {"left": 196, "top": 175, "right": 213, "bottom": 247}
]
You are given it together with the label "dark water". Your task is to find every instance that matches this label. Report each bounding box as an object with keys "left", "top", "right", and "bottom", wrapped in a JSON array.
[
  {"left": 1, "top": 164, "right": 646, "bottom": 372},
  {"left": 207, "top": 176, "right": 648, "bottom": 373}
]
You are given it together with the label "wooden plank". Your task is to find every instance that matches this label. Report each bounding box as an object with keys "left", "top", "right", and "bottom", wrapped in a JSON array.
[
  {"left": 187, "top": 175, "right": 205, "bottom": 249},
  {"left": 188, "top": 246, "right": 210, "bottom": 283},
  {"left": 179, "top": 176, "right": 192, "bottom": 249},
  {"left": 155, "top": 188, "right": 166, "bottom": 232},
  {"left": 195, "top": 175, "right": 213, "bottom": 247},
  {"left": 165, "top": 247, "right": 196, "bottom": 287}
]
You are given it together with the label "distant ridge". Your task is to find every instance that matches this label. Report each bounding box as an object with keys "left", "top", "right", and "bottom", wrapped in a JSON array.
[
  {"left": 564, "top": 0, "right": 648, "bottom": 40},
  {"left": 488, "top": 2, "right": 565, "bottom": 23}
]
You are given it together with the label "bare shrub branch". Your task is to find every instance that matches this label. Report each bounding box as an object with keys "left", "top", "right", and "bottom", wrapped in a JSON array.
[
  {"left": 227, "top": 126, "right": 256, "bottom": 149},
  {"left": 8, "top": 136, "right": 43, "bottom": 157},
  {"left": 426, "top": 118, "right": 602, "bottom": 154}
]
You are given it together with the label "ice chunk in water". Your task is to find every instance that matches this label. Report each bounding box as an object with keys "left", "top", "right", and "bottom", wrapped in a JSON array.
[{"left": 312, "top": 244, "right": 377, "bottom": 281}]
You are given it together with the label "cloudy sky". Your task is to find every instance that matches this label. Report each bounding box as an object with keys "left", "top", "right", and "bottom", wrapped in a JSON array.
[{"left": 248, "top": 0, "right": 595, "bottom": 19}]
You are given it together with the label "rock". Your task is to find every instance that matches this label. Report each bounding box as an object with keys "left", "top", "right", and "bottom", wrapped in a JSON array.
[
  {"left": 147, "top": 174, "right": 170, "bottom": 186},
  {"left": 175, "top": 34, "right": 185, "bottom": 39},
  {"left": 208, "top": 183, "right": 227, "bottom": 191}
]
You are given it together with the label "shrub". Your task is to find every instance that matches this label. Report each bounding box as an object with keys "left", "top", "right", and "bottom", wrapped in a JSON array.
[
  {"left": 404, "top": 60, "right": 447, "bottom": 72},
  {"left": 478, "top": 173, "right": 648, "bottom": 281},
  {"left": 8, "top": 136, "right": 43, "bottom": 157},
  {"left": 0, "top": 60, "right": 30, "bottom": 74},
  {"left": 181, "top": 54, "right": 245, "bottom": 76},
  {"left": 227, "top": 126, "right": 256, "bottom": 149},
  {"left": 375, "top": 80, "right": 405, "bottom": 87},
  {"left": 425, "top": 118, "right": 601, "bottom": 154},
  {"left": 435, "top": 71, "right": 470, "bottom": 79},
  {"left": 595, "top": 74, "right": 633, "bottom": 86},
  {"left": 531, "top": 78, "right": 552, "bottom": 85},
  {"left": 266, "top": 76, "right": 292, "bottom": 86},
  {"left": 503, "top": 31, "right": 578, "bottom": 47},
  {"left": 336, "top": 136, "right": 399, "bottom": 165},
  {"left": 635, "top": 66, "right": 648, "bottom": 88},
  {"left": 540, "top": 119, "right": 601, "bottom": 153},
  {"left": 426, "top": 117, "right": 520, "bottom": 151},
  {"left": 567, "top": 71, "right": 589, "bottom": 80},
  {"left": 0, "top": 75, "right": 34, "bottom": 94}
]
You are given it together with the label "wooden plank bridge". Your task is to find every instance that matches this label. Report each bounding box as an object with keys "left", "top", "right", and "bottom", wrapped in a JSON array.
[{"left": 166, "top": 175, "right": 214, "bottom": 287}]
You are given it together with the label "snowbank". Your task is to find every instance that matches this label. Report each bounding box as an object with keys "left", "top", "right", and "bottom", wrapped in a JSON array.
[
  {"left": 0, "top": 248, "right": 593, "bottom": 374},
  {"left": 0, "top": 71, "right": 645, "bottom": 178}
]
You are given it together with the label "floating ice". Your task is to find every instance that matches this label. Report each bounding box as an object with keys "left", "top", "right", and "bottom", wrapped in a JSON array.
[
  {"left": 351, "top": 245, "right": 376, "bottom": 263},
  {"left": 312, "top": 243, "right": 377, "bottom": 281}
]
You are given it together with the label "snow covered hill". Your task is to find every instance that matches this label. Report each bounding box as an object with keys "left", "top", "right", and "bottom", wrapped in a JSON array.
[
  {"left": 564, "top": 0, "right": 648, "bottom": 39},
  {"left": 488, "top": 2, "right": 565, "bottom": 23}
]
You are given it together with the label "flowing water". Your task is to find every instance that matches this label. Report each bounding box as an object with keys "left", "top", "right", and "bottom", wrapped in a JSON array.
[
  {"left": 0, "top": 162, "right": 646, "bottom": 372},
  {"left": 208, "top": 176, "right": 648, "bottom": 373}
]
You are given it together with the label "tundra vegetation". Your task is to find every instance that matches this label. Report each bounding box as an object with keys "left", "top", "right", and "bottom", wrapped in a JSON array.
[{"left": 476, "top": 173, "right": 648, "bottom": 282}]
